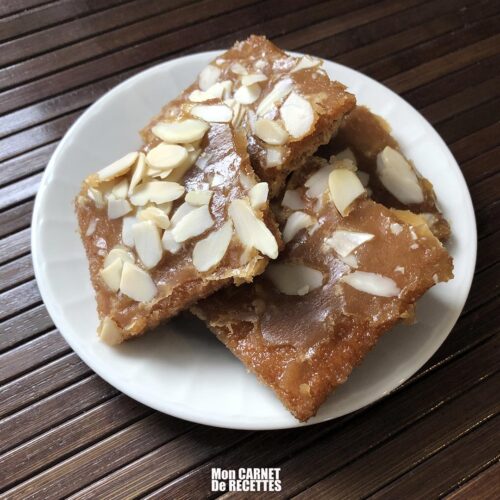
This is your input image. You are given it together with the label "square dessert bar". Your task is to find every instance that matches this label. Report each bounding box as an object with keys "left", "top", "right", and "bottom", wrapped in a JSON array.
[
  {"left": 76, "top": 119, "right": 281, "bottom": 345},
  {"left": 323, "top": 105, "right": 451, "bottom": 241},
  {"left": 193, "top": 156, "right": 453, "bottom": 421},
  {"left": 141, "top": 35, "right": 356, "bottom": 197}
]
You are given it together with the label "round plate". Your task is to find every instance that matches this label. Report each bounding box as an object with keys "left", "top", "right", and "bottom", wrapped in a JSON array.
[{"left": 32, "top": 51, "right": 476, "bottom": 430}]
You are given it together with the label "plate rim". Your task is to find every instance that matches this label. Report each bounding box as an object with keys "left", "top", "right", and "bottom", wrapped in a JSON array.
[{"left": 31, "top": 50, "right": 477, "bottom": 430}]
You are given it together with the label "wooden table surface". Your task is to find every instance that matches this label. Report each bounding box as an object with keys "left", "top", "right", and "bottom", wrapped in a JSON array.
[{"left": 0, "top": 0, "right": 499, "bottom": 498}]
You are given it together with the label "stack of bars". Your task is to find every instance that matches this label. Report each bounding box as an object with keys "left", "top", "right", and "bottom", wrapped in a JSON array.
[{"left": 76, "top": 36, "right": 453, "bottom": 422}]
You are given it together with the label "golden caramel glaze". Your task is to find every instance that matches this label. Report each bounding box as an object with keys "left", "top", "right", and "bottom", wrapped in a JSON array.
[
  {"left": 141, "top": 35, "right": 355, "bottom": 197},
  {"left": 321, "top": 105, "right": 451, "bottom": 241},
  {"left": 76, "top": 124, "right": 281, "bottom": 341},
  {"left": 193, "top": 156, "right": 453, "bottom": 421}
]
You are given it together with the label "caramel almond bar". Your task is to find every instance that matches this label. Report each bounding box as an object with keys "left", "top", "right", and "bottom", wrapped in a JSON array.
[
  {"left": 322, "top": 105, "right": 450, "bottom": 241},
  {"left": 141, "top": 35, "right": 356, "bottom": 197},
  {"left": 76, "top": 119, "right": 281, "bottom": 345},
  {"left": 193, "top": 156, "right": 453, "bottom": 421}
]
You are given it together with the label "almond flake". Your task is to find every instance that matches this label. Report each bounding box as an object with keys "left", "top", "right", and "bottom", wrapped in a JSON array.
[
  {"left": 325, "top": 230, "right": 374, "bottom": 257},
  {"left": 132, "top": 221, "right": 163, "bottom": 269},
  {"left": 146, "top": 143, "right": 188, "bottom": 170},
  {"left": 249, "top": 182, "right": 269, "bottom": 209},
  {"left": 266, "top": 147, "right": 283, "bottom": 167},
  {"left": 185, "top": 189, "right": 213, "bottom": 206},
  {"left": 342, "top": 271, "right": 400, "bottom": 297},
  {"left": 97, "top": 152, "right": 138, "bottom": 182},
  {"left": 282, "top": 211, "right": 315, "bottom": 243},
  {"left": 230, "top": 62, "right": 247, "bottom": 75},
  {"left": 137, "top": 206, "right": 170, "bottom": 229},
  {"left": 171, "top": 202, "right": 196, "bottom": 225},
  {"left": 85, "top": 219, "right": 97, "bottom": 236},
  {"left": 162, "top": 230, "right": 182, "bottom": 254},
  {"left": 282, "top": 189, "right": 305, "bottom": 210},
  {"left": 128, "top": 152, "right": 146, "bottom": 194},
  {"left": 193, "top": 220, "right": 233, "bottom": 272},
  {"left": 172, "top": 204, "right": 214, "bottom": 242},
  {"left": 357, "top": 170, "right": 370, "bottom": 187},
  {"left": 111, "top": 178, "right": 129, "bottom": 199},
  {"left": 188, "top": 81, "right": 232, "bottom": 102},
  {"left": 167, "top": 149, "right": 200, "bottom": 183},
  {"left": 98, "top": 317, "right": 123, "bottom": 345},
  {"left": 265, "top": 262, "right": 323, "bottom": 296},
  {"left": 100, "top": 258, "right": 123, "bottom": 292},
  {"left": 129, "top": 181, "right": 184, "bottom": 206},
  {"left": 290, "top": 55, "right": 322, "bottom": 73},
  {"left": 104, "top": 246, "right": 135, "bottom": 267},
  {"left": 340, "top": 253, "right": 358, "bottom": 268},
  {"left": 152, "top": 119, "right": 209, "bottom": 144},
  {"left": 107, "top": 198, "right": 132, "bottom": 219},
  {"left": 198, "top": 64, "right": 221, "bottom": 91},
  {"left": 256, "top": 78, "right": 294, "bottom": 116},
  {"left": 229, "top": 199, "right": 278, "bottom": 258},
  {"left": 191, "top": 104, "right": 233, "bottom": 123},
  {"left": 122, "top": 215, "right": 137, "bottom": 247},
  {"left": 376, "top": 146, "right": 424, "bottom": 204},
  {"left": 239, "top": 172, "right": 256, "bottom": 190},
  {"left": 88, "top": 187, "right": 105, "bottom": 208},
  {"left": 305, "top": 163, "right": 333, "bottom": 198},
  {"left": 328, "top": 169, "right": 365, "bottom": 216},
  {"left": 390, "top": 222, "right": 403, "bottom": 235},
  {"left": 280, "top": 92, "right": 315, "bottom": 139},
  {"left": 336, "top": 148, "right": 357, "bottom": 164},
  {"left": 120, "top": 262, "right": 157, "bottom": 302},
  {"left": 241, "top": 73, "right": 268, "bottom": 86},
  {"left": 234, "top": 83, "right": 261, "bottom": 105},
  {"left": 255, "top": 119, "right": 289, "bottom": 145}
]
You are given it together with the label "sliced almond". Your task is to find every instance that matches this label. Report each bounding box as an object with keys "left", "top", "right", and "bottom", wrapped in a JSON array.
[
  {"left": 341, "top": 270, "right": 400, "bottom": 297},
  {"left": 120, "top": 262, "right": 157, "bottom": 302},
  {"left": 256, "top": 78, "right": 294, "bottom": 116},
  {"left": 97, "top": 152, "right": 138, "bottom": 182},
  {"left": 255, "top": 119, "right": 289, "bottom": 145},
  {"left": 265, "top": 262, "right": 323, "bottom": 295},
  {"left": 336, "top": 148, "right": 357, "bottom": 164},
  {"left": 376, "top": 146, "right": 424, "bottom": 204},
  {"left": 85, "top": 218, "right": 97, "bottom": 236},
  {"left": 305, "top": 163, "right": 333, "bottom": 199},
  {"left": 357, "top": 170, "right": 370, "bottom": 187},
  {"left": 107, "top": 198, "right": 132, "bottom": 219},
  {"left": 198, "top": 64, "right": 221, "bottom": 91},
  {"left": 291, "top": 55, "right": 322, "bottom": 73},
  {"left": 98, "top": 317, "right": 123, "bottom": 345},
  {"left": 129, "top": 181, "right": 184, "bottom": 206},
  {"left": 192, "top": 220, "right": 233, "bottom": 272},
  {"left": 171, "top": 201, "right": 196, "bottom": 225},
  {"left": 132, "top": 221, "right": 163, "bottom": 269},
  {"left": 230, "top": 62, "right": 247, "bottom": 75},
  {"left": 249, "top": 182, "right": 269, "bottom": 209},
  {"left": 282, "top": 189, "right": 305, "bottom": 210},
  {"left": 111, "top": 178, "right": 129, "bottom": 199},
  {"left": 122, "top": 215, "right": 138, "bottom": 247},
  {"left": 151, "top": 119, "right": 209, "bottom": 144},
  {"left": 241, "top": 73, "right": 268, "bottom": 86},
  {"left": 266, "top": 146, "right": 283, "bottom": 167},
  {"left": 104, "top": 246, "right": 135, "bottom": 268},
  {"left": 146, "top": 143, "right": 188, "bottom": 170},
  {"left": 172, "top": 204, "right": 214, "bottom": 242},
  {"left": 185, "top": 189, "right": 213, "bottom": 206},
  {"left": 229, "top": 199, "right": 278, "bottom": 258},
  {"left": 325, "top": 230, "right": 374, "bottom": 257},
  {"left": 280, "top": 92, "right": 315, "bottom": 139},
  {"left": 188, "top": 81, "right": 232, "bottom": 102},
  {"left": 239, "top": 172, "right": 256, "bottom": 190},
  {"left": 340, "top": 253, "right": 358, "bottom": 269},
  {"left": 166, "top": 149, "right": 200, "bottom": 183},
  {"left": 100, "top": 258, "right": 123, "bottom": 292},
  {"left": 328, "top": 169, "right": 365, "bottom": 216},
  {"left": 162, "top": 230, "right": 182, "bottom": 254},
  {"left": 137, "top": 206, "right": 170, "bottom": 229},
  {"left": 234, "top": 83, "right": 261, "bottom": 105},
  {"left": 390, "top": 222, "right": 403, "bottom": 235},
  {"left": 128, "top": 152, "right": 146, "bottom": 194},
  {"left": 87, "top": 187, "right": 105, "bottom": 209},
  {"left": 191, "top": 104, "right": 232, "bottom": 123},
  {"left": 282, "top": 211, "right": 315, "bottom": 243}
]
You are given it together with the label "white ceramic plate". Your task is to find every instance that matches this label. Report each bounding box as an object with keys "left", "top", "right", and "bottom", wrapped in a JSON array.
[{"left": 32, "top": 51, "right": 476, "bottom": 430}]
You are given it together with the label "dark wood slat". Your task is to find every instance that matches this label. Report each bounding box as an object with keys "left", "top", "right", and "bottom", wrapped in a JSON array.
[
  {"left": 3, "top": 413, "right": 193, "bottom": 498},
  {"left": 370, "top": 419, "right": 499, "bottom": 499},
  {"left": 285, "top": 371, "right": 499, "bottom": 499},
  {"left": 0, "top": 0, "right": 52, "bottom": 18},
  {"left": 0, "top": 199, "right": 34, "bottom": 238},
  {"left": 0, "top": 0, "right": 195, "bottom": 67},
  {"left": 0, "top": 329, "right": 68, "bottom": 384},
  {"left": 0, "top": 394, "right": 151, "bottom": 490},
  {"left": 0, "top": 374, "right": 116, "bottom": 454},
  {"left": 445, "top": 461, "right": 500, "bottom": 500},
  {"left": 0, "top": 304, "right": 52, "bottom": 352},
  {"left": 0, "top": 352, "right": 88, "bottom": 418},
  {"left": 0, "top": 227, "right": 30, "bottom": 264},
  {"left": 451, "top": 122, "right": 500, "bottom": 165},
  {"left": 461, "top": 147, "right": 500, "bottom": 186},
  {"left": 0, "top": 172, "right": 41, "bottom": 211},
  {"left": 145, "top": 333, "right": 499, "bottom": 499},
  {"left": 470, "top": 172, "right": 500, "bottom": 213},
  {"left": 0, "top": 0, "right": 126, "bottom": 43},
  {"left": 0, "top": 279, "right": 40, "bottom": 321},
  {"left": 0, "top": 253, "right": 33, "bottom": 292}
]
